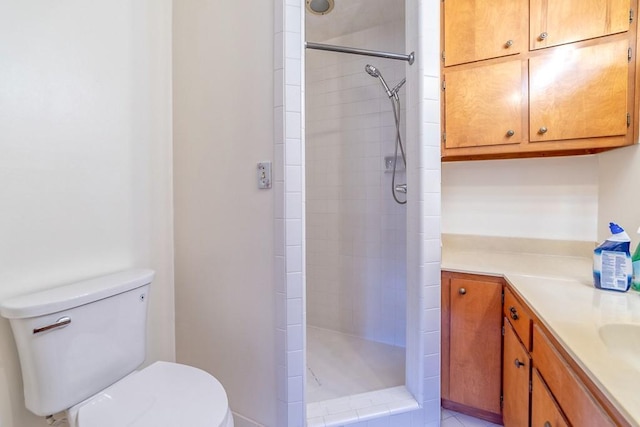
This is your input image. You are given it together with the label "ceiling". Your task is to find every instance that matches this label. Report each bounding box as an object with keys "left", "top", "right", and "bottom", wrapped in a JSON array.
[{"left": 305, "top": 0, "right": 405, "bottom": 42}]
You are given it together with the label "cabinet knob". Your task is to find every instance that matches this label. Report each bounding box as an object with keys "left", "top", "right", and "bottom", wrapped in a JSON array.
[
  {"left": 505, "top": 39, "right": 514, "bottom": 48},
  {"left": 459, "top": 288, "right": 467, "bottom": 295},
  {"left": 539, "top": 32, "right": 548, "bottom": 41},
  {"left": 506, "top": 130, "right": 515, "bottom": 137},
  {"left": 509, "top": 306, "right": 519, "bottom": 320},
  {"left": 514, "top": 358, "right": 525, "bottom": 368},
  {"left": 544, "top": 422, "right": 552, "bottom": 427},
  {"left": 538, "top": 126, "right": 548, "bottom": 134}
]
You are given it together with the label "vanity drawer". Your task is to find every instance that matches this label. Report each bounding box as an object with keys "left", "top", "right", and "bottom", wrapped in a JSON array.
[
  {"left": 532, "top": 324, "right": 614, "bottom": 426},
  {"left": 504, "top": 287, "right": 532, "bottom": 350}
]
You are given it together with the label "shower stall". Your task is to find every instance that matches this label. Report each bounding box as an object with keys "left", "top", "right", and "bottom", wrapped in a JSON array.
[{"left": 304, "top": 0, "right": 410, "bottom": 414}]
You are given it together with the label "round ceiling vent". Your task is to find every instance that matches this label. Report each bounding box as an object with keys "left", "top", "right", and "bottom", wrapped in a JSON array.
[{"left": 306, "top": 0, "right": 334, "bottom": 15}]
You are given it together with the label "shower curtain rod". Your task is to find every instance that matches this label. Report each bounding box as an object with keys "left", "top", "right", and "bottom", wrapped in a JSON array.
[{"left": 305, "top": 41, "right": 415, "bottom": 65}]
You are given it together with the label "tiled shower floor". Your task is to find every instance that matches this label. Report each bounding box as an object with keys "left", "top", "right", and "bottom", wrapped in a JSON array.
[
  {"left": 306, "top": 326, "right": 405, "bottom": 402},
  {"left": 305, "top": 326, "right": 501, "bottom": 426}
]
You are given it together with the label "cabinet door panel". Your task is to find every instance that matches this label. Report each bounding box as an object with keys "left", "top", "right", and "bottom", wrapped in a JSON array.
[
  {"left": 532, "top": 325, "right": 615, "bottom": 426},
  {"left": 502, "top": 319, "right": 530, "bottom": 427},
  {"left": 529, "top": 39, "right": 629, "bottom": 142},
  {"left": 532, "top": 368, "right": 569, "bottom": 427},
  {"left": 444, "top": 0, "right": 527, "bottom": 66},
  {"left": 445, "top": 60, "right": 523, "bottom": 148},
  {"left": 449, "top": 278, "right": 502, "bottom": 414},
  {"left": 530, "top": 0, "right": 629, "bottom": 50}
]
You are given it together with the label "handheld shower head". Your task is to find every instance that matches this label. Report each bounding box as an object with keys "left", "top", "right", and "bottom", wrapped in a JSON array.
[
  {"left": 365, "top": 64, "right": 380, "bottom": 77},
  {"left": 365, "top": 64, "right": 392, "bottom": 97}
]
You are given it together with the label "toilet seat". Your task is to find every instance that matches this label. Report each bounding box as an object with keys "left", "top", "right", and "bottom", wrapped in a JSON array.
[{"left": 68, "top": 361, "right": 233, "bottom": 427}]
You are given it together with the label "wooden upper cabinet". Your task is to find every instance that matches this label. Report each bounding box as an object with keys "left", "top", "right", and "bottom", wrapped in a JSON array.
[
  {"left": 448, "top": 277, "right": 502, "bottom": 415},
  {"left": 529, "top": 38, "right": 629, "bottom": 142},
  {"left": 444, "top": 60, "right": 524, "bottom": 148},
  {"left": 530, "top": 0, "right": 630, "bottom": 50},
  {"left": 443, "top": 0, "right": 527, "bottom": 66}
]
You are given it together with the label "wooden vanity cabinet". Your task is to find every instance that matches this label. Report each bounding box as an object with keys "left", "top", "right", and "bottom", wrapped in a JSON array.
[
  {"left": 441, "top": 0, "right": 638, "bottom": 160},
  {"left": 531, "top": 368, "right": 569, "bottom": 427},
  {"left": 532, "top": 324, "right": 615, "bottom": 426},
  {"left": 443, "top": 272, "right": 631, "bottom": 425},
  {"left": 441, "top": 271, "right": 503, "bottom": 423},
  {"left": 502, "top": 319, "right": 530, "bottom": 427}
]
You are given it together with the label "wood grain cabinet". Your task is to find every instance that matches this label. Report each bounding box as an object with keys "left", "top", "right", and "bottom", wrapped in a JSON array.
[
  {"left": 443, "top": 0, "right": 527, "bottom": 66},
  {"left": 443, "top": 274, "right": 630, "bottom": 425},
  {"left": 531, "top": 368, "right": 569, "bottom": 427},
  {"left": 530, "top": 0, "right": 630, "bottom": 50},
  {"left": 502, "top": 287, "right": 533, "bottom": 427},
  {"left": 441, "top": 271, "right": 503, "bottom": 423},
  {"left": 502, "top": 287, "right": 621, "bottom": 426},
  {"left": 441, "top": 0, "right": 638, "bottom": 160}
]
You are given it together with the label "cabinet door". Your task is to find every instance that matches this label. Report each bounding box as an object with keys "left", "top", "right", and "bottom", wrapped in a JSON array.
[
  {"left": 444, "top": 0, "right": 527, "bottom": 66},
  {"left": 531, "top": 368, "right": 569, "bottom": 427},
  {"left": 533, "top": 325, "right": 615, "bottom": 426},
  {"left": 530, "top": 0, "right": 629, "bottom": 50},
  {"left": 502, "top": 319, "right": 530, "bottom": 427},
  {"left": 529, "top": 39, "right": 629, "bottom": 142},
  {"left": 449, "top": 278, "right": 502, "bottom": 414},
  {"left": 445, "top": 60, "right": 524, "bottom": 149}
]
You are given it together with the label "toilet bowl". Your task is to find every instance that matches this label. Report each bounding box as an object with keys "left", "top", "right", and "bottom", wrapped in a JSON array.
[
  {"left": 0, "top": 269, "right": 233, "bottom": 427},
  {"left": 67, "top": 362, "right": 233, "bottom": 427}
]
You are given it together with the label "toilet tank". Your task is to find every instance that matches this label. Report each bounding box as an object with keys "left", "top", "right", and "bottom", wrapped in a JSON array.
[{"left": 0, "top": 269, "right": 154, "bottom": 416}]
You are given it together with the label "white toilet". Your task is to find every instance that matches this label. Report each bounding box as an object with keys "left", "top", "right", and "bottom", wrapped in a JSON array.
[{"left": 0, "top": 269, "right": 234, "bottom": 427}]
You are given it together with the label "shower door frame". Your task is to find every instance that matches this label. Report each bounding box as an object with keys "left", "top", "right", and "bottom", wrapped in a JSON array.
[{"left": 273, "top": 0, "right": 443, "bottom": 425}]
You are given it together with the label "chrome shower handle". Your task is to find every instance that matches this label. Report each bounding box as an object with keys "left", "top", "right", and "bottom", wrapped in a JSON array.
[{"left": 395, "top": 184, "right": 407, "bottom": 194}]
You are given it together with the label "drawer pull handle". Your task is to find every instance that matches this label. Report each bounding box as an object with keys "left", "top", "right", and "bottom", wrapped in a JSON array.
[
  {"left": 544, "top": 422, "right": 552, "bottom": 427},
  {"left": 514, "top": 358, "right": 525, "bottom": 368},
  {"left": 505, "top": 39, "right": 514, "bottom": 48},
  {"left": 459, "top": 288, "right": 467, "bottom": 295},
  {"left": 539, "top": 126, "right": 548, "bottom": 134},
  {"left": 539, "top": 32, "right": 548, "bottom": 41},
  {"left": 506, "top": 129, "right": 515, "bottom": 137},
  {"left": 509, "top": 306, "right": 519, "bottom": 320}
]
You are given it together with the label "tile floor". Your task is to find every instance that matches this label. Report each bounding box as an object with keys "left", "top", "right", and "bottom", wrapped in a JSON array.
[{"left": 441, "top": 408, "right": 502, "bottom": 427}]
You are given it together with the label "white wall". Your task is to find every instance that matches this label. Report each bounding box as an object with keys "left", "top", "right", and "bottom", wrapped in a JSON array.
[
  {"left": 306, "top": 20, "right": 407, "bottom": 346},
  {"left": 442, "top": 156, "right": 599, "bottom": 241},
  {"left": 172, "top": 1, "right": 277, "bottom": 426},
  {"left": 0, "top": 2, "right": 174, "bottom": 426},
  {"left": 598, "top": 144, "right": 640, "bottom": 247}
]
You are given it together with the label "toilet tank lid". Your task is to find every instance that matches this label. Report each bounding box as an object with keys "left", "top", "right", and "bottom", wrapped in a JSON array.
[{"left": 0, "top": 269, "right": 155, "bottom": 319}]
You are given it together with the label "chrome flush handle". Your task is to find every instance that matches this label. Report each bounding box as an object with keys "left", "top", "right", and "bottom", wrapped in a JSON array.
[{"left": 33, "top": 316, "right": 71, "bottom": 334}]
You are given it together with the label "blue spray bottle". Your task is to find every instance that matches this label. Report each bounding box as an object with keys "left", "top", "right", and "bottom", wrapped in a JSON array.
[{"left": 593, "top": 222, "right": 632, "bottom": 292}]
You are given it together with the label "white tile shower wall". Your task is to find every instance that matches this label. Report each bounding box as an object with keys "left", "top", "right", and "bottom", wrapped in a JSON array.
[
  {"left": 277, "top": 0, "right": 441, "bottom": 425},
  {"left": 305, "top": 19, "right": 408, "bottom": 347},
  {"left": 275, "top": 1, "right": 306, "bottom": 426}
]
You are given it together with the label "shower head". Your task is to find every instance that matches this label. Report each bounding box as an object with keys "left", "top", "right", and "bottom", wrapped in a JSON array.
[
  {"left": 365, "top": 64, "right": 380, "bottom": 78},
  {"left": 365, "top": 64, "right": 392, "bottom": 98}
]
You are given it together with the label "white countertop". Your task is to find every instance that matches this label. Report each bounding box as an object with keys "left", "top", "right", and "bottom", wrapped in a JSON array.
[{"left": 442, "top": 235, "right": 640, "bottom": 426}]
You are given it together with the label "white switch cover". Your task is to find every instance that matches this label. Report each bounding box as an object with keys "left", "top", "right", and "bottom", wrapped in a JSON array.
[{"left": 257, "top": 162, "right": 272, "bottom": 189}]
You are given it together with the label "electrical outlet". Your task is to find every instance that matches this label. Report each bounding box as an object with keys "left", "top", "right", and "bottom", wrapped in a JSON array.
[{"left": 257, "top": 162, "right": 272, "bottom": 189}]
